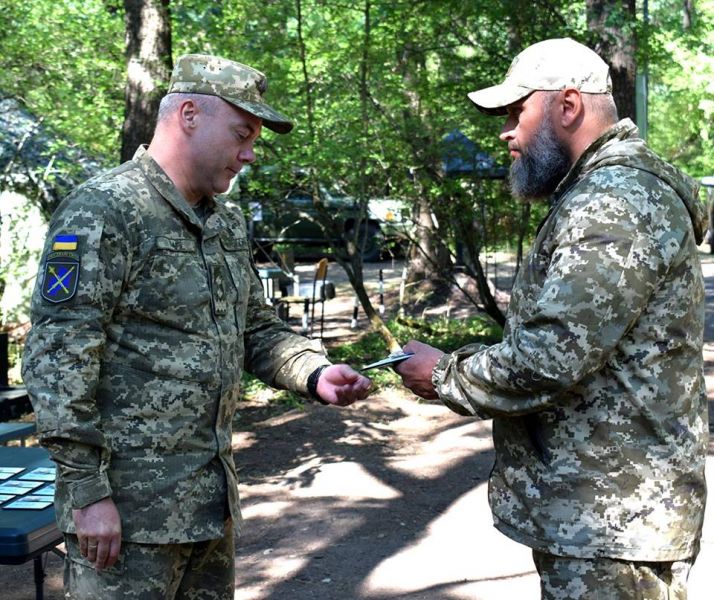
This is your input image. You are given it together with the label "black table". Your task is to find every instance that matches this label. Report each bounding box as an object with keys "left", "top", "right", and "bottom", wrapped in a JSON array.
[
  {"left": 0, "top": 386, "right": 32, "bottom": 422},
  {"left": 0, "top": 446, "right": 62, "bottom": 600}
]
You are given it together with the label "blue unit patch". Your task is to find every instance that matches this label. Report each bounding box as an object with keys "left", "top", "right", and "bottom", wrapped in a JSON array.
[{"left": 41, "top": 257, "right": 80, "bottom": 303}]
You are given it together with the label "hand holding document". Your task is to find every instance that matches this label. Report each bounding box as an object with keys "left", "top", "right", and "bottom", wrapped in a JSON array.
[
  {"left": 361, "top": 351, "right": 415, "bottom": 372},
  {"left": 391, "top": 340, "right": 445, "bottom": 400}
]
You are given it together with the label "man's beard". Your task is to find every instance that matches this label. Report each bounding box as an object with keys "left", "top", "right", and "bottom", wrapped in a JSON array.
[{"left": 509, "top": 116, "right": 571, "bottom": 200}]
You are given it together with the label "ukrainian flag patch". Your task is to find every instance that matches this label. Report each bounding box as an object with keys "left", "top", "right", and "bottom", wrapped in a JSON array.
[
  {"left": 52, "top": 234, "right": 78, "bottom": 251},
  {"left": 42, "top": 234, "right": 80, "bottom": 303}
]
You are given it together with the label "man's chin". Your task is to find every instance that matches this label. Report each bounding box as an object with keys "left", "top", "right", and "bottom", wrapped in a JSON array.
[
  {"left": 509, "top": 179, "right": 554, "bottom": 202},
  {"left": 509, "top": 162, "right": 561, "bottom": 201},
  {"left": 215, "top": 179, "right": 233, "bottom": 195}
]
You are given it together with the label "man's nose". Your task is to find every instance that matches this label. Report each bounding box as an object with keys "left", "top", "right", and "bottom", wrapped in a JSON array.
[
  {"left": 499, "top": 117, "right": 516, "bottom": 142},
  {"left": 240, "top": 147, "right": 256, "bottom": 164}
]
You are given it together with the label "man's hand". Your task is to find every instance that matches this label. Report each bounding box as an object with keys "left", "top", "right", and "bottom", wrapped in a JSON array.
[
  {"left": 72, "top": 497, "right": 122, "bottom": 570},
  {"left": 315, "top": 364, "right": 372, "bottom": 406},
  {"left": 394, "top": 340, "right": 445, "bottom": 400}
]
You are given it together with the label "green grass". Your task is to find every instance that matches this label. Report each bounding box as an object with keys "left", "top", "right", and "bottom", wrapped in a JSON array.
[
  {"left": 328, "top": 314, "right": 502, "bottom": 388},
  {"left": 239, "top": 372, "right": 306, "bottom": 408},
  {"left": 239, "top": 314, "right": 502, "bottom": 403}
]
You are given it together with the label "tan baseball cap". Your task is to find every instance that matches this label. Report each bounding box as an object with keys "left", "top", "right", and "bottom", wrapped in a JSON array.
[
  {"left": 168, "top": 54, "right": 294, "bottom": 134},
  {"left": 468, "top": 38, "right": 612, "bottom": 116}
]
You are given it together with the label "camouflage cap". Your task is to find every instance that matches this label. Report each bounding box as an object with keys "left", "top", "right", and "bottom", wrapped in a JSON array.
[
  {"left": 468, "top": 38, "right": 612, "bottom": 116},
  {"left": 168, "top": 54, "right": 294, "bottom": 134}
]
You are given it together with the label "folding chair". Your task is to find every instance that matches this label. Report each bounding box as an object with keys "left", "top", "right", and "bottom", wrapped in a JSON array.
[{"left": 276, "top": 258, "right": 333, "bottom": 338}]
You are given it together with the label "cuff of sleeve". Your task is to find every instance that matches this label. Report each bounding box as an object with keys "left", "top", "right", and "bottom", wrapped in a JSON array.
[
  {"left": 292, "top": 357, "right": 332, "bottom": 396},
  {"left": 431, "top": 352, "right": 451, "bottom": 392},
  {"left": 67, "top": 471, "right": 113, "bottom": 509},
  {"left": 432, "top": 351, "right": 479, "bottom": 417}
]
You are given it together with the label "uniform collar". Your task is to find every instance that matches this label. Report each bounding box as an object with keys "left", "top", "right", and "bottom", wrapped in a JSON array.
[
  {"left": 551, "top": 119, "right": 638, "bottom": 203},
  {"left": 132, "top": 145, "right": 217, "bottom": 232}
]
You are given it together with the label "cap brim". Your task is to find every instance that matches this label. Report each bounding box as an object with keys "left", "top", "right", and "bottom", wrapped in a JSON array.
[
  {"left": 225, "top": 98, "right": 294, "bottom": 134},
  {"left": 467, "top": 83, "right": 533, "bottom": 116}
]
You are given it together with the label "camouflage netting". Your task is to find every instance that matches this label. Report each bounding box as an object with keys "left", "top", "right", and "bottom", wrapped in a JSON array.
[{"left": 0, "top": 96, "right": 105, "bottom": 218}]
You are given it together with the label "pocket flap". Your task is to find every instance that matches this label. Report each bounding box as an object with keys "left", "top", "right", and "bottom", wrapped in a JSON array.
[
  {"left": 220, "top": 233, "right": 248, "bottom": 252},
  {"left": 155, "top": 236, "right": 196, "bottom": 252}
]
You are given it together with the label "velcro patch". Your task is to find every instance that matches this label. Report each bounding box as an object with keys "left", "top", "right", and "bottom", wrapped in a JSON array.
[
  {"left": 52, "top": 234, "right": 78, "bottom": 251},
  {"left": 41, "top": 256, "right": 80, "bottom": 303}
]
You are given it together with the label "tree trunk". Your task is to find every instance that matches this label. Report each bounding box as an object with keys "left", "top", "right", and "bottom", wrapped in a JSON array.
[
  {"left": 295, "top": 0, "right": 315, "bottom": 149},
  {"left": 406, "top": 194, "right": 452, "bottom": 308},
  {"left": 452, "top": 191, "right": 506, "bottom": 327},
  {"left": 586, "top": 0, "right": 637, "bottom": 121},
  {"left": 397, "top": 42, "right": 452, "bottom": 308},
  {"left": 682, "top": 0, "right": 695, "bottom": 29},
  {"left": 120, "top": 0, "right": 172, "bottom": 164},
  {"left": 344, "top": 253, "right": 400, "bottom": 352}
]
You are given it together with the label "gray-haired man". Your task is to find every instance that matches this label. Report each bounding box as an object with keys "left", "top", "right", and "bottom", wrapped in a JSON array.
[
  {"left": 23, "top": 54, "right": 371, "bottom": 599},
  {"left": 397, "top": 38, "right": 707, "bottom": 599}
]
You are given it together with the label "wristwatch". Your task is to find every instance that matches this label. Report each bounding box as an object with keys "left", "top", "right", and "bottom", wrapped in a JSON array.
[{"left": 307, "top": 365, "right": 330, "bottom": 405}]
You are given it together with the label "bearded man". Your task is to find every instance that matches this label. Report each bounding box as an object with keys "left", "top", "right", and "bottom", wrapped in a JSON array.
[{"left": 396, "top": 38, "right": 708, "bottom": 599}]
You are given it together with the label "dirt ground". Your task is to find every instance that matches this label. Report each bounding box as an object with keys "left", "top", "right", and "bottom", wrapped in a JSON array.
[{"left": 3, "top": 252, "right": 714, "bottom": 599}]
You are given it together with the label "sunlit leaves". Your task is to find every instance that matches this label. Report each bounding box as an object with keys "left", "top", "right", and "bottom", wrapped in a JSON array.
[{"left": 0, "top": 1, "right": 124, "bottom": 158}]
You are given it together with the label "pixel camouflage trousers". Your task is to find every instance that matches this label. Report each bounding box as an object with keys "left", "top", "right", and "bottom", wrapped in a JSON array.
[
  {"left": 533, "top": 550, "right": 694, "bottom": 600},
  {"left": 63, "top": 519, "right": 234, "bottom": 600}
]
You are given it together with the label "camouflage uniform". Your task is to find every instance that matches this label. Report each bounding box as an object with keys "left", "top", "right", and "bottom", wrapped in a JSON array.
[
  {"left": 433, "top": 120, "right": 708, "bottom": 565},
  {"left": 63, "top": 520, "right": 235, "bottom": 599},
  {"left": 532, "top": 550, "right": 694, "bottom": 600},
  {"left": 22, "top": 148, "right": 330, "bottom": 543}
]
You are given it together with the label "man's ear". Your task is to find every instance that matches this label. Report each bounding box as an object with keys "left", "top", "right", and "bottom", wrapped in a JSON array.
[
  {"left": 559, "top": 88, "right": 583, "bottom": 128},
  {"left": 179, "top": 100, "right": 198, "bottom": 131}
]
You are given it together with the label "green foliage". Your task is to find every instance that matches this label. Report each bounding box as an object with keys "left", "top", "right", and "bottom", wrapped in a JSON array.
[
  {"left": 1, "top": 0, "right": 710, "bottom": 186},
  {"left": 389, "top": 313, "right": 503, "bottom": 354},
  {"left": 0, "top": 192, "right": 45, "bottom": 326},
  {"left": 646, "top": 0, "right": 714, "bottom": 177},
  {"left": 0, "top": 1, "right": 125, "bottom": 159},
  {"left": 239, "top": 312, "right": 502, "bottom": 401},
  {"left": 239, "top": 370, "right": 306, "bottom": 408},
  {"left": 327, "top": 314, "right": 502, "bottom": 388}
]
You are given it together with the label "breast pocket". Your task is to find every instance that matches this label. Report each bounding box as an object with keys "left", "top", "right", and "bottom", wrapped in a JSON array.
[{"left": 134, "top": 236, "right": 211, "bottom": 324}]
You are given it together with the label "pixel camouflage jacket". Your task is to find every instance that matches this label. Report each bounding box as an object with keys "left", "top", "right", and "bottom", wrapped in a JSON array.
[
  {"left": 433, "top": 119, "right": 708, "bottom": 560},
  {"left": 22, "top": 148, "right": 330, "bottom": 543}
]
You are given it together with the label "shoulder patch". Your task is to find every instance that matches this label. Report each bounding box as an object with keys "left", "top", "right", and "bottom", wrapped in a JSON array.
[
  {"left": 41, "top": 252, "right": 80, "bottom": 303},
  {"left": 52, "top": 234, "right": 78, "bottom": 251}
]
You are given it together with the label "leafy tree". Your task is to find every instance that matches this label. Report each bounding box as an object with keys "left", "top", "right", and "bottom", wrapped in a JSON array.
[
  {"left": 0, "top": 1, "right": 125, "bottom": 159},
  {"left": 646, "top": 0, "right": 714, "bottom": 177},
  {"left": 1, "top": 0, "right": 712, "bottom": 339}
]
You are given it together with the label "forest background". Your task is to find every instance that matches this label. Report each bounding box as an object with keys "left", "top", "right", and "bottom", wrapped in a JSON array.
[{"left": 0, "top": 0, "right": 713, "bottom": 356}]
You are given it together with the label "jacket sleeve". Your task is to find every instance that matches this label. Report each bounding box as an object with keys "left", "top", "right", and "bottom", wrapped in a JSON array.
[
  {"left": 241, "top": 260, "right": 331, "bottom": 396},
  {"left": 22, "top": 187, "right": 130, "bottom": 508},
  {"left": 434, "top": 189, "right": 673, "bottom": 417}
]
